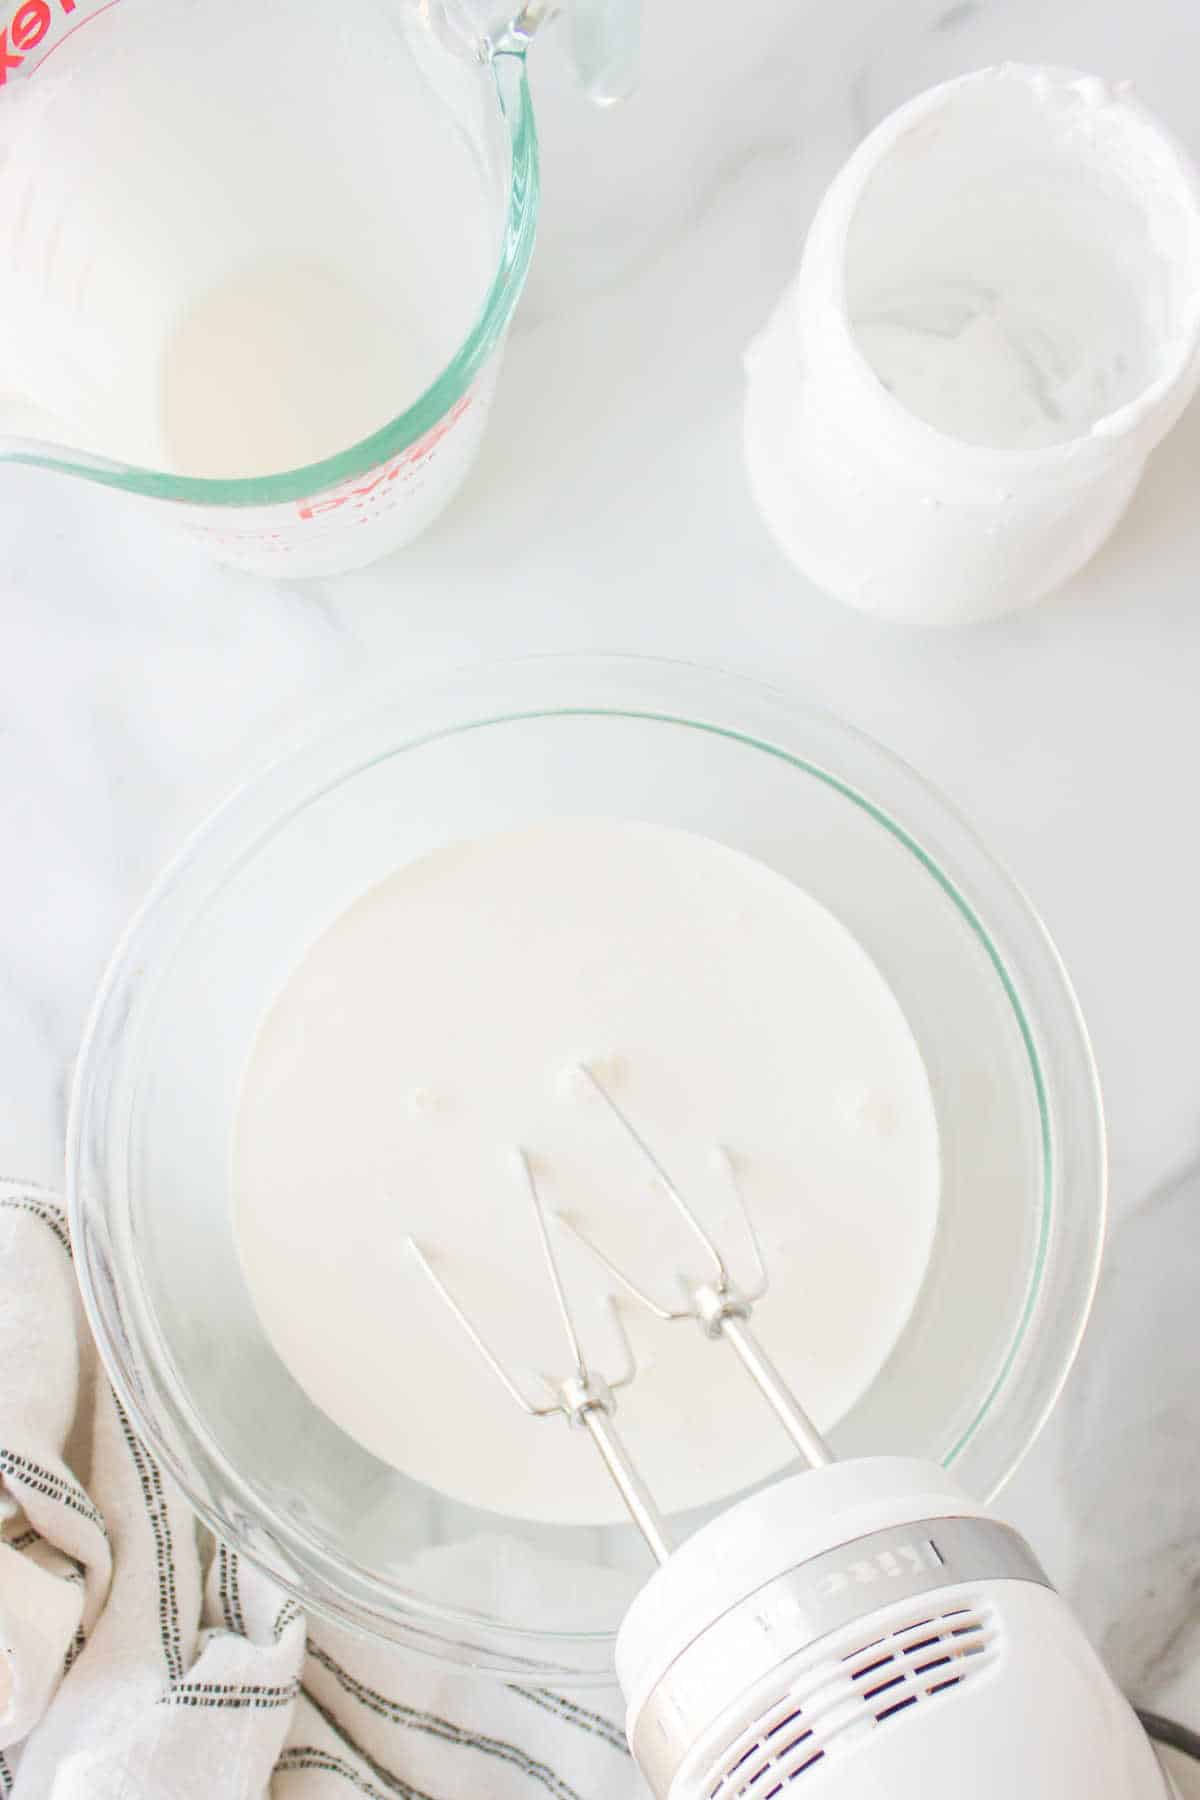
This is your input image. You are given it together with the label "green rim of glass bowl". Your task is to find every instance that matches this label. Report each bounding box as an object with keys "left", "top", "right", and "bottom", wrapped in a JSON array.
[{"left": 0, "top": 51, "right": 538, "bottom": 507}]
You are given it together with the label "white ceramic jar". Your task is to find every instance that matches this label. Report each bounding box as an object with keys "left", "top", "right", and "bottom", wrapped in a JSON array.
[{"left": 744, "top": 66, "right": 1200, "bottom": 626}]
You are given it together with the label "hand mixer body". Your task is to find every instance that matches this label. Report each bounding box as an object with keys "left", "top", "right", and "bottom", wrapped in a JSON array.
[
  {"left": 617, "top": 1458, "right": 1173, "bottom": 1800},
  {"left": 409, "top": 1070, "right": 1173, "bottom": 1799}
]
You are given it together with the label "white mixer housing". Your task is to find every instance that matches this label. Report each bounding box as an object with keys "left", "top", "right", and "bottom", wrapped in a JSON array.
[{"left": 617, "top": 1458, "right": 1174, "bottom": 1800}]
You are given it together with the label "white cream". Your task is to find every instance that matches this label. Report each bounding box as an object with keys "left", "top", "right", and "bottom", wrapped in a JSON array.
[{"left": 234, "top": 820, "right": 940, "bottom": 1527}]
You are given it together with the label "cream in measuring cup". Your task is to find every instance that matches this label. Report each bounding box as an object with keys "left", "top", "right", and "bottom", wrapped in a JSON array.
[{"left": 0, "top": 0, "right": 636, "bottom": 574}]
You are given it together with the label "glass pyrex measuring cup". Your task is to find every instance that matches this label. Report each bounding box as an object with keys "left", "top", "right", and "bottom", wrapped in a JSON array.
[{"left": 0, "top": 0, "right": 636, "bottom": 576}]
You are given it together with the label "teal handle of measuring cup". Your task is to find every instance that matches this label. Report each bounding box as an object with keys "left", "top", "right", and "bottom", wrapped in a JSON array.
[{"left": 489, "top": 0, "right": 639, "bottom": 102}]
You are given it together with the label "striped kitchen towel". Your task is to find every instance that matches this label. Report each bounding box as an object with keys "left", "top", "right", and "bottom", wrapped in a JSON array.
[{"left": 0, "top": 1181, "right": 639, "bottom": 1800}]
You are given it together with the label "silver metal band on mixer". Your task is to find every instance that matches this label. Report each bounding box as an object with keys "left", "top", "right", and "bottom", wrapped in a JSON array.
[{"left": 627, "top": 1514, "right": 1051, "bottom": 1799}]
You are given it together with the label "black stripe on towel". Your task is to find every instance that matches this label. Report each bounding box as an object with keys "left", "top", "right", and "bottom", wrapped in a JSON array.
[
  {"left": 277, "top": 1747, "right": 397, "bottom": 1800},
  {"left": 0, "top": 1747, "right": 12, "bottom": 1796},
  {"left": 162, "top": 1678, "right": 300, "bottom": 1711},
  {"left": 0, "top": 1448, "right": 107, "bottom": 1536},
  {"left": 298, "top": 1685, "right": 444, "bottom": 1800},
  {"left": 307, "top": 1644, "right": 585, "bottom": 1800},
  {"left": 0, "top": 1193, "right": 72, "bottom": 1258},
  {"left": 273, "top": 1598, "right": 304, "bottom": 1640},
  {"left": 508, "top": 1684, "right": 630, "bottom": 1755},
  {"left": 230, "top": 1545, "right": 248, "bottom": 1635},
  {"left": 217, "top": 1542, "right": 249, "bottom": 1637},
  {"left": 63, "top": 1624, "right": 87, "bottom": 1677},
  {"left": 113, "top": 1399, "right": 184, "bottom": 1683}
]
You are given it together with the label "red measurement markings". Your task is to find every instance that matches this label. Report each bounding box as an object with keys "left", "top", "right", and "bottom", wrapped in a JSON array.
[{"left": 297, "top": 393, "right": 473, "bottom": 521}]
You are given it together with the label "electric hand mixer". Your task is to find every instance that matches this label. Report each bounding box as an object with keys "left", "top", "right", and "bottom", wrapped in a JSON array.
[{"left": 410, "top": 1065, "right": 1174, "bottom": 1800}]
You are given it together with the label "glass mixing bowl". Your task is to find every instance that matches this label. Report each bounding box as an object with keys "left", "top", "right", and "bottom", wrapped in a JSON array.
[{"left": 68, "top": 656, "right": 1105, "bottom": 1684}]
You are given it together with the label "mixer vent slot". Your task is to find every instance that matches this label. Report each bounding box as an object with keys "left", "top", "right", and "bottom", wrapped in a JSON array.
[{"left": 708, "top": 1604, "right": 996, "bottom": 1798}]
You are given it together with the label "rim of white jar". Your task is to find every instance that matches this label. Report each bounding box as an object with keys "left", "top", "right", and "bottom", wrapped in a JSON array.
[{"left": 792, "top": 63, "right": 1200, "bottom": 492}]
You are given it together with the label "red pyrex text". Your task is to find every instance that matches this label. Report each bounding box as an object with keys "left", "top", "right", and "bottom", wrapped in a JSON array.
[{"left": 0, "top": 0, "right": 76, "bottom": 81}]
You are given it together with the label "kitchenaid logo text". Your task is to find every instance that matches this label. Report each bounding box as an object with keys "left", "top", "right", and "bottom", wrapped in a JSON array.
[
  {"left": 1, "top": 0, "right": 77, "bottom": 81},
  {"left": 816, "top": 1538, "right": 945, "bottom": 1599}
]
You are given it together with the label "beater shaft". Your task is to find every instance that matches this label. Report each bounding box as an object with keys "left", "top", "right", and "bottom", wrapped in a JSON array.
[
  {"left": 718, "top": 1315, "right": 833, "bottom": 1469},
  {"left": 581, "top": 1408, "right": 671, "bottom": 1564}
]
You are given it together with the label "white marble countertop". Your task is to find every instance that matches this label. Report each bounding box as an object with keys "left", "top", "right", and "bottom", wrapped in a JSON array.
[{"left": 2, "top": 0, "right": 1198, "bottom": 1735}]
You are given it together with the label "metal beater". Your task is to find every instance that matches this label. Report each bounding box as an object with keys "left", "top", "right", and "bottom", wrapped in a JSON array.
[{"left": 407, "top": 1061, "right": 831, "bottom": 1561}]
